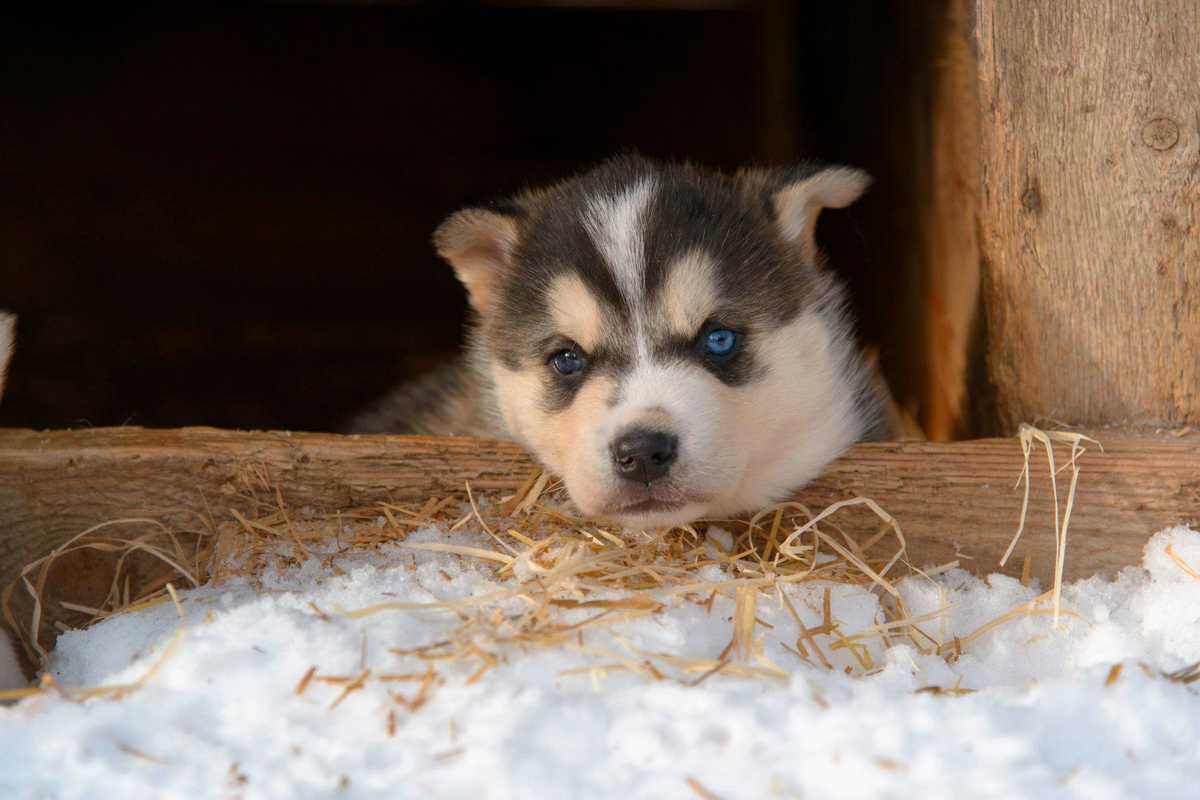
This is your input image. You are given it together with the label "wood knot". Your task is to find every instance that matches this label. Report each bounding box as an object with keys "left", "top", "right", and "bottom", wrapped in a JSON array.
[
  {"left": 1141, "top": 118, "right": 1180, "bottom": 151},
  {"left": 1021, "top": 187, "right": 1041, "bottom": 212}
]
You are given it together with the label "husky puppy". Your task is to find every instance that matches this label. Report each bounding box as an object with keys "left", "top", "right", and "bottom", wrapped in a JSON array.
[
  {"left": 353, "top": 156, "right": 885, "bottom": 528},
  {"left": 0, "top": 311, "right": 28, "bottom": 693}
]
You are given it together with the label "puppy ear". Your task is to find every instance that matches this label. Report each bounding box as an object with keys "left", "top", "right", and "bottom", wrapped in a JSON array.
[
  {"left": 771, "top": 167, "right": 871, "bottom": 257},
  {"left": 433, "top": 206, "right": 521, "bottom": 315}
]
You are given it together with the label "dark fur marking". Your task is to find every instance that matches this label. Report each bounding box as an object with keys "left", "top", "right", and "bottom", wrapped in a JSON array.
[
  {"left": 474, "top": 156, "right": 849, "bottom": 413},
  {"left": 639, "top": 165, "right": 809, "bottom": 329},
  {"left": 654, "top": 334, "right": 763, "bottom": 387},
  {"left": 486, "top": 198, "right": 527, "bottom": 218},
  {"left": 538, "top": 344, "right": 632, "bottom": 414}
]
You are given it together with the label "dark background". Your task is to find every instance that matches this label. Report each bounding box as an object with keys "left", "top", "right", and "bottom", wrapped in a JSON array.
[{"left": 0, "top": 1, "right": 942, "bottom": 433}]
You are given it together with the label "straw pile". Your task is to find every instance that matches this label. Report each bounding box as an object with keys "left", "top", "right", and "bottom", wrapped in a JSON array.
[{"left": 1, "top": 425, "right": 1113, "bottom": 702}]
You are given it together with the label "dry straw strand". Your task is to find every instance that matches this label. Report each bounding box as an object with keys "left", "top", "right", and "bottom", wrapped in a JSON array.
[
  {"left": 3, "top": 423, "right": 1108, "bottom": 703},
  {"left": 1000, "top": 424, "right": 1100, "bottom": 626}
]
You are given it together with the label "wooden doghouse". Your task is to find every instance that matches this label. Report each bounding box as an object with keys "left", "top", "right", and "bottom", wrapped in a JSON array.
[{"left": 1, "top": 0, "right": 1197, "bottom": 667}]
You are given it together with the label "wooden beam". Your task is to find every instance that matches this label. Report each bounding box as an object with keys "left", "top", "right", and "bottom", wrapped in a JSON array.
[
  {"left": 975, "top": 0, "right": 1200, "bottom": 432},
  {"left": 2, "top": 426, "right": 1196, "bottom": 594}
]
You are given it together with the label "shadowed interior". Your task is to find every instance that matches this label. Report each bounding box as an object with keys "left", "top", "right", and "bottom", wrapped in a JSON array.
[{"left": 0, "top": 2, "right": 975, "bottom": 438}]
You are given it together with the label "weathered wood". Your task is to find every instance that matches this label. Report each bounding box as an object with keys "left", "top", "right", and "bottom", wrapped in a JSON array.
[
  {"left": 1, "top": 426, "right": 1196, "bottom": 593},
  {"left": 924, "top": 0, "right": 981, "bottom": 440},
  {"left": 975, "top": 0, "right": 1200, "bottom": 433},
  {"left": 2, "top": 426, "right": 1197, "bottom": 659}
]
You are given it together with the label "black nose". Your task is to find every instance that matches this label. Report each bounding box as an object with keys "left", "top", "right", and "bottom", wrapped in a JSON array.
[{"left": 610, "top": 429, "right": 678, "bottom": 483}]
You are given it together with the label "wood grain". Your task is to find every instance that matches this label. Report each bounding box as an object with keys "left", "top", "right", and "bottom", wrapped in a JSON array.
[
  {"left": 975, "top": 0, "right": 1200, "bottom": 432},
  {"left": 2, "top": 426, "right": 1197, "bottom": 659},
  {"left": 925, "top": 0, "right": 981, "bottom": 439},
  {"left": 2, "top": 426, "right": 1196, "bottom": 591}
]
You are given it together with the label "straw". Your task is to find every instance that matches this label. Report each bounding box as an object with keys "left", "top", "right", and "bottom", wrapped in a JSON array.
[{"left": 1, "top": 424, "right": 1109, "bottom": 704}]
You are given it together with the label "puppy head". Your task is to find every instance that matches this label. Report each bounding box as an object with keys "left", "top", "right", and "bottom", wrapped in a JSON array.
[{"left": 436, "top": 156, "right": 877, "bottom": 528}]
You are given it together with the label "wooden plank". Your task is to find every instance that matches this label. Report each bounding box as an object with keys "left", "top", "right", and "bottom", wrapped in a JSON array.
[
  {"left": 1, "top": 426, "right": 1196, "bottom": 589},
  {"left": 2, "top": 426, "right": 1197, "bottom": 657},
  {"left": 975, "top": 0, "right": 1200, "bottom": 433}
]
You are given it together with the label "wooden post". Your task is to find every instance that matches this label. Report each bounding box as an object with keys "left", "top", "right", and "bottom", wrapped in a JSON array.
[
  {"left": 976, "top": 0, "right": 1200, "bottom": 433},
  {"left": 924, "top": 0, "right": 981, "bottom": 439}
]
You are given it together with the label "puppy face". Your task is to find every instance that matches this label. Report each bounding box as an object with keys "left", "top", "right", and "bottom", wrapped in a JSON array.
[{"left": 437, "top": 157, "right": 878, "bottom": 527}]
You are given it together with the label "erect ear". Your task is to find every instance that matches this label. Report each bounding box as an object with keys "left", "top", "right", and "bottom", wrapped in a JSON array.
[
  {"left": 770, "top": 167, "right": 871, "bottom": 257},
  {"left": 433, "top": 206, "right": 521, "bottom": 315}
]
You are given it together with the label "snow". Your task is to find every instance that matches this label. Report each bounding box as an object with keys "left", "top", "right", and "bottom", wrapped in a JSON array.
[{"left": 3, "top": 525, "right": 1200, "bottom": 799}]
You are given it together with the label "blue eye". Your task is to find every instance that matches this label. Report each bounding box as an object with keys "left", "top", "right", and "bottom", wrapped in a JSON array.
[
  {"left": 550, "top": 348, "right": 585, "bottom": 376},
  {"left": 704, "top": 329, "right": 737, "bottom": 357}
]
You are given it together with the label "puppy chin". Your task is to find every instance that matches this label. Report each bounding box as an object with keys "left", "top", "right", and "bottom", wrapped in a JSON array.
[
  {"left": 568, "top": 478, "right": 718, "bottom": 530},
  {"left": 604, "top": 501, "right": 711, "bottom": 531},
  {"left": 704, "top": 486, "right": 771, "bottom": 518}
]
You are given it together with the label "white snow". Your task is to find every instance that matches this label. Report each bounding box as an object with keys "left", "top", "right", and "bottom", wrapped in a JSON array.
[{"left": 3, "top": 525, "right": 1200, "bottom": 799}]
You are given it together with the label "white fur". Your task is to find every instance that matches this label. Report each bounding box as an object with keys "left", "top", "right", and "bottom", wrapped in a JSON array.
[
  {"left": 535, "top": 241, "right": 867, "bottom": 528},
  {"left": 582, "top": 177, "right": 655, "bottom": 309},
  {"left": 501, "top": 218, "right": 870, "bottom": 528},
  {"left": 551, "top": 228, "right": 735, "bottom": 523},
  {"left": 582, "top": 178, "right": 659, "bottom": 364},
  {"left": 717, "top": 310, "right": 867, "bottom": 514},
  {"left": 576, "top": 308, "right": 866, "bottom": 528},
  {"left": 591, "top": 359, "right": 733, "bottom": 526},
  {"left": 484, "top": 167, "right": 874, "bottom": 530}
]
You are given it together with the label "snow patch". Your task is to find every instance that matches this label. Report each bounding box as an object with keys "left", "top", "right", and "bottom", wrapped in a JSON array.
[{"left": 3, "top": 526, "right": 1200, "bottom": 799}]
